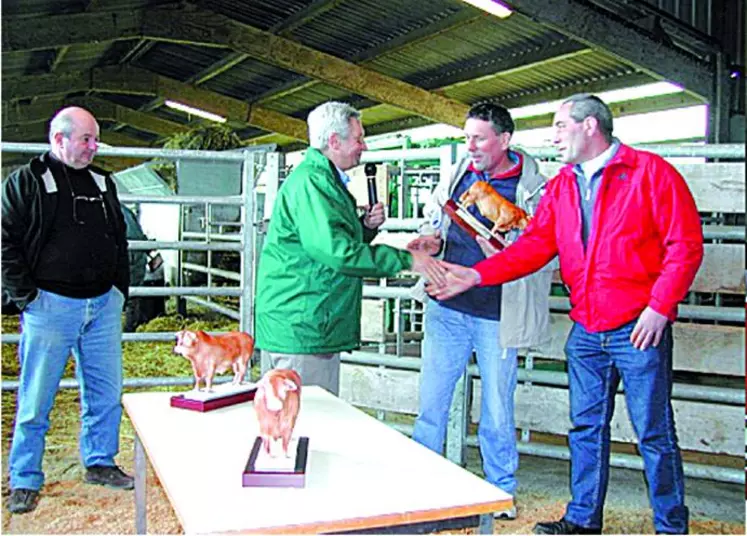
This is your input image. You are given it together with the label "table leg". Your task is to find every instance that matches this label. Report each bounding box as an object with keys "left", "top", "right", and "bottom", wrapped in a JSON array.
[
  {"left": 134, "top": 433, "right": 147, "bottom": 534},
  {"left": 478, "top": 513, "right": 494, "bottom": 534}
]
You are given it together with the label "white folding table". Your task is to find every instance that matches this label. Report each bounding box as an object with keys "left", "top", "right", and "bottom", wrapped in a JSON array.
[{"left": 123, "top": 387, "right": 513, "bottom": 534}]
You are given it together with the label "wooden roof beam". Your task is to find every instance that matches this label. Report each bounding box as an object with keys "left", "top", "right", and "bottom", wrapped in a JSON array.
[
  {"left": 2, "top": 96, "right": 189, "bottom": 137},
  {"left": 4, "top": 7, "right": 470, "bottom": 128},
  {"left": 249, "top": 71, "right": 661, "bottom": 145},
  {"left": 3, "top": 123, "right": 150, "bottom": 148},
  {"left": 255, "top": 7, "right": 484, "bottom": 105},
  {"left": 143, "top": 8, "right": 469, "bottom": 127},
  {"left": 506, "top": 0, "right": 714, "bottom": 101},
  {"left": 423, "top": 40, "right": 590, "bottom": 91},
  {"left": 3, "top": 66, "right": 309, "bottom": 142},
  {"left": 184, "top": 0, "right": 347, "bottom": 91},
  {"left": 494, "top": 72, "right": 657, "bottom": 109},
  {"left": 349, "top": 92, "right": 704, "bottom": 141},
  {"left": 2, "top": 10, "right": 143, "bottom": 52},
  {"left": 514, "top": 91, "right": 705, "bottom": 130}
]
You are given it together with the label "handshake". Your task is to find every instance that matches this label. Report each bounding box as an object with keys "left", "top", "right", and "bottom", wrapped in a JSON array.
[{"left": 405, "top": 231, "right": 498, "bottom": 300}]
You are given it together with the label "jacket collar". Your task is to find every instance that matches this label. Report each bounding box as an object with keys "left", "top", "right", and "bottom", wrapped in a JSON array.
[
  {"left": 558, "top": 141, "right": 637, "bottom": 177},
  {"left": 35, "top": 151, "right": 109, "bottom": 193},
  {"left": 604, "top": 142, "right": 638, "bottom": 170},
  {"left": 305, "top": 147, "right": 357, "bottom": 203},
  {"left": 455, "top": 148, "right": 543, "bottom": 191},
  {"left": 466, "top": 150, "right": 523, "bottom": 179}
]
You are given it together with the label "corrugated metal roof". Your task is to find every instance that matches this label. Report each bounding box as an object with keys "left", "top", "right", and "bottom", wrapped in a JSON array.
[
  {"left": 116, "top": 125, "right": 159, "bottom": 143},
  {"left": 368, "top": 15, "right": 559, "bottom": 81},
  {"left": 2, "top": 51, "right": 54, "bottom": 78},
  {"left": 202, "top": 59, "right": 300, "bottom": 101},
  {"left": 51, "top": 43, "right": 122, "bottom": 74},
  {"left": 132, "top": 43, "right": 230, "bottom": 82},
  {"left": 2, "top": 0, "right": 170, "bottom": 17},
  {"left": 200, "top": 0, "right": 310, "bottom": 30},
  {"left": 442, "top": 50, "right": 634, "bottom": 103},
  {"left": 150, "top": 106, "right": 193, "bottom": 125},
  {"left": 286, "top": 0, "right": 466, "bottom": 59},
  {"left": 263, "top": 83, "right": 368, "bottom": 118},
  {"left": 1, "top": 0, "right": 721, "bottom": 157},
  {"left": 98, "top": 93, "right": 156, "bottom": 110}
]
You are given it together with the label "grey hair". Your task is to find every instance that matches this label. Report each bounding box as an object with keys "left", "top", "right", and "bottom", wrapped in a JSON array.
[
  {"left": 562, "top": 93, "right": 614, "bottom": 143},
  {"left": 48, "top": 108, "right": 77, "bottom": 144},
  {"left": 307, "top": 101, "right": 362, "bottom": 150}
]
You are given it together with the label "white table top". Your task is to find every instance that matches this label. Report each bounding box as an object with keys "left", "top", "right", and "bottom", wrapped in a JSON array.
[{"left": 123, "top": 387, "right": 512, "bottom": 534}]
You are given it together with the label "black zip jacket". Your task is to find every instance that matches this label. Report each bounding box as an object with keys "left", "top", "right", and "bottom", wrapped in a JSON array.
[{"left": 1, "top": 152, "right": 130, "bottom": 313}]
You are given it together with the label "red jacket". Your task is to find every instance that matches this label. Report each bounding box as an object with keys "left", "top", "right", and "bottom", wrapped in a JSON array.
[{"left": 475, "top": 144, "right": 704, "bottom": 332}]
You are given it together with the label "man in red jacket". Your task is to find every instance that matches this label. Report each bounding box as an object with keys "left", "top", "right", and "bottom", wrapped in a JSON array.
[{"left": 428, "top": 94, "right": 703, "bottom": 535}]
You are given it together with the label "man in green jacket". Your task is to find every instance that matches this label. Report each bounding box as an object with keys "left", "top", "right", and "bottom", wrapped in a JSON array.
[{"left": 255, "top": 101, "right": 444, "bottom": 395}]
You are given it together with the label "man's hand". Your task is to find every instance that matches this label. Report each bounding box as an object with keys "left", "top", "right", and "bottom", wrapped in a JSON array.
[
  {"left": 425, "top": 261, "right": 481, "bottom": 300},
  {"left": 406, "top": 232, "right": 442, "bottom": 256},
  {"left": 630, "top": 306, "right": 669, "bottom": 350},
  {"left": 475, "top": 236, "right": 499, "bottom": 258},
  {"left": 363, "top": 202, "right": 386, "bottom": 229},
  {"left": 410, "top": 251, "right": 448, "bottom": 286}
]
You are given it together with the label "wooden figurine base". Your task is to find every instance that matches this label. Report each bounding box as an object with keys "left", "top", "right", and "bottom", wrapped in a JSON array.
[
  {"left": 170, "top": 383, "right": 257, "bottom": 412},
  {"left": 243, "top": 436, "right": 309, "bottom": 488},
  {"left": 444, "top": 199, "right": 507, "bottom": 250}
]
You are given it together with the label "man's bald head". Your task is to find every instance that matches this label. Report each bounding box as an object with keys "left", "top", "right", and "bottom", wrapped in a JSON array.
[{"left": 49, "top": 107, "right": 100, "bottom": 169}]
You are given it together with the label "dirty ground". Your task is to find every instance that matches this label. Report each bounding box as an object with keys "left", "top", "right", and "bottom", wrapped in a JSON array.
[{"left": 1, "top": 393, "right": 744, "bottom": 534}]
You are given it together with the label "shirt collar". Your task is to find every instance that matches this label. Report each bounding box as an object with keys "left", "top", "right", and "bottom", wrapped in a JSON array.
[
  {"left": 335, "top": 164, "right": 351, "bottom": 188},
  {"left": 576, "top": 140, "right": 620, "bottom": 179}
]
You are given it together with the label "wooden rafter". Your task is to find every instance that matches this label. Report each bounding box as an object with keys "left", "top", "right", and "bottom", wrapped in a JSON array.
[
  {"left": 3, "top": 123, "right": 150, "bottom": 147},
  {"left": 3, "top": 66, "right": 309, "bottom": 142},
  {"left": 3, "top": 8, "right": 471, "bottom": 128},
  {"left": 143, "top": 8, "right": 469, "bottom": 126},
  {"left": 3, "top": 96, "right": 190, "bottom": 137},
  {"left": 507, "top": 0, "right": 714, "bottom": 101}
]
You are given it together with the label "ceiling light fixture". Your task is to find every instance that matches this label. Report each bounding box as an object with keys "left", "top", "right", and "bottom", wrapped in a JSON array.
[
  {"left": 164, "top": 100, "right": 227, "bottom": 123},
  {"left": 460, "top": 0, "right": 513, "bottom": 18}
]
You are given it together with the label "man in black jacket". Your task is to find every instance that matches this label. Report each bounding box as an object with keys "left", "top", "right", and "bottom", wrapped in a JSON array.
[{"left": 2, "top": 107, "right": 133, "bottom": 514}]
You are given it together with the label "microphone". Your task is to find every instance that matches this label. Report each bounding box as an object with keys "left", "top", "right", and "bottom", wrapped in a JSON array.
[{"left": 364, "top": 163, "right": 378, "bottom": 206}]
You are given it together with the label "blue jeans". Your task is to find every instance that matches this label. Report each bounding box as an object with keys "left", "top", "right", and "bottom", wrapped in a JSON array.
[
  {"left": 9, "top": 287, "right": 125, "bottom": 491},
  {"left": 563, "top": 320, "right": 688, "bottom": 534},
  {"left": 413, "top": 301, "right": 518, "bottom": 495}
]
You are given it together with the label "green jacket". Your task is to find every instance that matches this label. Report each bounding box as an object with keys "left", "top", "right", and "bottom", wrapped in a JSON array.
[{"left": 255, "top": 148, "right": 412, "bottom": 354}]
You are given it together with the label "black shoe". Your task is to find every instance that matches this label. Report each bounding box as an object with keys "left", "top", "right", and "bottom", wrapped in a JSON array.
[
  {"left": 533, "top": 518, "right": 601, "bottom": 535},
  {"left": 84, "top": 465, "right": 134, "bottom": 490},
  {"left": 7, "top": 488, "right": 39, "bottom": 514}
]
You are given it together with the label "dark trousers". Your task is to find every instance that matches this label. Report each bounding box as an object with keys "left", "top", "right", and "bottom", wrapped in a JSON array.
[{"left": 124, "top": 280, "right": 166, "bottom": 332}]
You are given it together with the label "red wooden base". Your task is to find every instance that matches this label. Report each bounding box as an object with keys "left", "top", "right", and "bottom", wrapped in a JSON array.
[
  {"left": 170, "top": 387, "right": 256, "bottom": 412},
  {"left": 444, "top": 199, "right": 506, "bottom": 250}
]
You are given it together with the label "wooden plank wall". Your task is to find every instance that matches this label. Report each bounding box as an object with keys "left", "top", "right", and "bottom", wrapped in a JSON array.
[
  {"left": 339, "top": 364, "right": 744, "bottom": 456},
  {"left": 528, "top": 315, "right": 745, "bottom": 376},
  {"left": 536, "top": 162, "right": 745, "bottom": 214}
]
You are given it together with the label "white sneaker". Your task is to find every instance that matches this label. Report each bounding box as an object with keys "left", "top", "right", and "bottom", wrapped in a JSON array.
[{"left": 494, "top": 505, "right": 517, "bottom": 520}]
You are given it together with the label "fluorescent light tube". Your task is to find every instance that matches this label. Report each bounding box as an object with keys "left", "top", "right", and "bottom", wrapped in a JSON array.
[
  {"left": 461, "top": 0, "right": 513, "bottom": 18},
  {"left": 164, "top": 100, "right": 227, "bottom": 123}
]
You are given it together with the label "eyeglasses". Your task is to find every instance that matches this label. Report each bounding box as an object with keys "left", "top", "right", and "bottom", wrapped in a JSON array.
[
  {"left": 62, "top": 166, "right": 109, "bottom": 226},
  {"left": 72, "top": 194, "right": 109, "bottom": 226}
]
